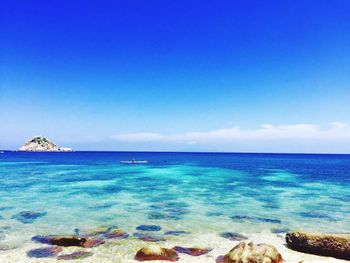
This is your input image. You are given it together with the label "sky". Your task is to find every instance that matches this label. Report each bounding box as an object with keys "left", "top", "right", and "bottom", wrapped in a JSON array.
[{"left": 1, "top": 0, "right": 350, "bottom": 153}]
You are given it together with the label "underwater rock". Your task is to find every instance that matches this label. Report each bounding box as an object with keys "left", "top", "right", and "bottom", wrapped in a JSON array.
[
  {"left": 173, "top": 246, "right": 212, "bottom": 256},
  {"left": 79, "top": 226, "right": 110, "bottom": 236},
  {"left": 82, "top": 238, "right": 105, "bottom": 248},
  {"left": 164, "top": 231, "right": 190, "bottom": 236},
  {"left": 0, "top": 206, "right": 13, "bottom": 211},
  {"left": 216, "top": 241, "right": 283, "bottom": 263},
  {"left": 220, "top": 232, "right": 248, "bottom": 241},
  {"left": 286, "top": 232, "right": 350, "bottom": 260},
  {"left": 57, "top": 251, "right": 93, "bottom": 260},
  {"left": 271, "top": 227, "right": 290, "bottom": 234},
  {"left": 135, "top": 244, "right": 179, "bottom": 261},
  {"left": 206, "top": 212, "right": 224, "bottom": 217},
  {"left": 27, "top": 246, "right": 62, "bottom": 258},
  {"left": 104, "top": 229, "right": 129, "bottom": 239},
  {"left": 12, "top": 211, "right": 47, "bottom": 224},
  {"left": 133, "top": 232, "right": 166, "bottom": 242},
  {"left": 230, "top": 215, "right": 281, "bottom": 224},
  {"left": 298, "top": 212, "right": 336, "bottom": 222},
  {"left": 32, "top": 235, "right": 104, "bottom": 247},
  {"left": 136, "top": 225, "right": 162, "bottom": 231}
]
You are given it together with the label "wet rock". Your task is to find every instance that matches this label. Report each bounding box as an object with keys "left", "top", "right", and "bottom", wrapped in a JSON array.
[
  {"left": 286, "top": 232, "right": 350, "bottom": 260},
  {"left": 27, "top": 246, "right": 62, "bottom": 258},
  {"left": 104, "top": 229, "right": 129, "bottom": 239},
  {"left": 230, "top": 215, "right": 281, "bottom": 224},
  {"left": 133, "top": 232, "right": 166, "bottom": 242},
  {"left": 32, "top": 235, "right": 86, "bottom": 246},
  {"left": 32, "top": 235, "right": 104, "bottom": 247},
  {"left": 12, "top": 211, "right": 47, "bottom": 224},
  {"left": 135, "top": 244, "right": 179, "bottom": 261},
  {"left": 173, "top": 246, "right": 212, "bottom": 256},
  {"left": 216, "top": 241, "right": 283, "bottom": 263},
  {"left": 136, "top": 225, "right": 162, "bottom": 231},
  {"left": 164, "top": 231, "right": 190, "bottom": 236},
  {"left": 57, "top": 251, "right": 93, "bottom": 260},
  {"left": 220, "top": 232, "right": 248, "bottom": 241}
]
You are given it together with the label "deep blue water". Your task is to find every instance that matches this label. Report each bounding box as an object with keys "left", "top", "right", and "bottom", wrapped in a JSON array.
[{"left": 0, "top": 151, "right": 350, "bottom": 250}]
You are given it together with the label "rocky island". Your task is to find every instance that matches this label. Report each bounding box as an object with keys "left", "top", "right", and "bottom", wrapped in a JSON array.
[{"left": 18, "top": 136, "right": 73, "bottom": 152}]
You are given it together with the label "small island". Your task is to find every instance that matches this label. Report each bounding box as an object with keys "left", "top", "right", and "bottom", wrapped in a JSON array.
[{"left": 18, "top": 136, "right": 73, "bottom": 152}]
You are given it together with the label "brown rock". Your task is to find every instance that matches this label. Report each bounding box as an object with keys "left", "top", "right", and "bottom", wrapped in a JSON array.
[
  {"left": 82, "top": 238, "right": 105, "bottom": 248},
  {"left": 135, "top": 244, "right": 179, "bottom": 261},
  {"left": 286, "top": 232, "right": 350, "bottom": 260},
  {"left": 33, "top": 235, "right": 104, "bottom": 248},
  {"left": 173, "top": 246, "right": 212, "bottom": 256},
  {"left": 49, "top": 236, "right": 86, "bottom": 246},
  {"left": 216, "top": 241, "right": 283, "bottom": 263},
  {"left": 104, "top": 229, "right": 129, "bottom": 239}
]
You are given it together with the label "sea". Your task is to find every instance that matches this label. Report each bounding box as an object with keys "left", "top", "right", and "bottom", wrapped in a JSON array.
[{"left": 0, "top": 151, "right": 350, "bottom": 262}]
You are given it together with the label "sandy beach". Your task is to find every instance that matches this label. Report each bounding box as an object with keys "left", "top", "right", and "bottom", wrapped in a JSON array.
[{"left": 0, "top": 232, "right": 348, "bottom": 262}]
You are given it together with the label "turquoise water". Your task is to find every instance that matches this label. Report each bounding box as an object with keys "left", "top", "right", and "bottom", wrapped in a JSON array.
[{"left": 0, "top": 151, "right": 350, "bottom": 253}]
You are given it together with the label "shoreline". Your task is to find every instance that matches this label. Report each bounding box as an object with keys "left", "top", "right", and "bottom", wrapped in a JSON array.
[{"left": 0, "top": 231, "right": 348, "bottom": 262}]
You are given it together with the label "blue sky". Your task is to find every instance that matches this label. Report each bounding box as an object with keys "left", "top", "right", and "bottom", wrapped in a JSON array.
[{"left": 1, "top": 1, "right": 350, "bottom": 152}]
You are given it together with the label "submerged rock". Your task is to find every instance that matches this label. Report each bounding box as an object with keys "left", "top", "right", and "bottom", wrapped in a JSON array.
[
  {"left": 57, "top": 251, "right": 93, "bottom": 260},
  {"left": 286, "top": 232, "right": 350, "bottom": 260},
  {"left": 133, "top": 232, "right": 166, "bottom": 242},
  {"left": 230, "top": 215, "right": 281, "bottom": 224},
  {"left": 82, "top": 238, "right": 105, "bottom": 248},
  {"left": 135, "top": 244, "right": 179, "bottom": 261},
  {"left": 32, "top": 235, "right": 104, "bottom": 247},
  {"left": 12, "top": 211, "right": 47, "bottom": 224},
  {"left": 104, "top": 229, "right": 129, "bottom": 239},
  {"left": 164, "top": 231, "right": 190, "bottom": 236},
  {"left": 173, "top": 246, "right": 212, "bottom": 256},
  {"left": 27, "top": 246, "right": 62, "bottom": 258},
  {"left": 136, "top": 225, "right": 162, "bottom": 232},
  {"left": 271, "top": 227, "right": 290, "bottom": 234},
  {"left": 216, "top": 241, "right": 283, "bottom": 263},
  {"left": 79, "top": 226, "right": 110, "bottom": 237},
  {"left": 298, "top": 212, "right": 336, "bottom": 222},
  {"left": 220, "top": 232, "right": 248, "bottom": 241}
]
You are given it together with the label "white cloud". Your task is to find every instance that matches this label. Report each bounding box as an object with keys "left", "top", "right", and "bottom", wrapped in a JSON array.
[{"left": 111, "top": 122, "right": 350, "bottom": 143}]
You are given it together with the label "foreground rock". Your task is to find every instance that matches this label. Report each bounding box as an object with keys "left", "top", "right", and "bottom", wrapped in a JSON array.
[
  {"left": 216, "top": 241, "right": 283, "bottom": 263},
  {"left": 286, "top": 232, "right": 350, "bottom": 260},
  {"left": 32, "top": 235, "right": 104, "bottom": 248},
  {"left": 135, "top": 244, "right": 179, "bottom": 261},
  {"left": 18, "top": 136, "right": 73, "bottom": 152}
]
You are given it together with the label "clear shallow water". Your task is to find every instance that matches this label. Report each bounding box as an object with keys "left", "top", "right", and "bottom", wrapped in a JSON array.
[{"left": 0, "top": 151, "right": 350, "bottom": 252}]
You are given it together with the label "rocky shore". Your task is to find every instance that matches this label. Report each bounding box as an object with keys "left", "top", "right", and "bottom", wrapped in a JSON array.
[
  {"left": 18, "top": 136, "right": 73, "bottom": 152},
  {"left": 2, "top": 211, "right": 349, "bottom": 263}
]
